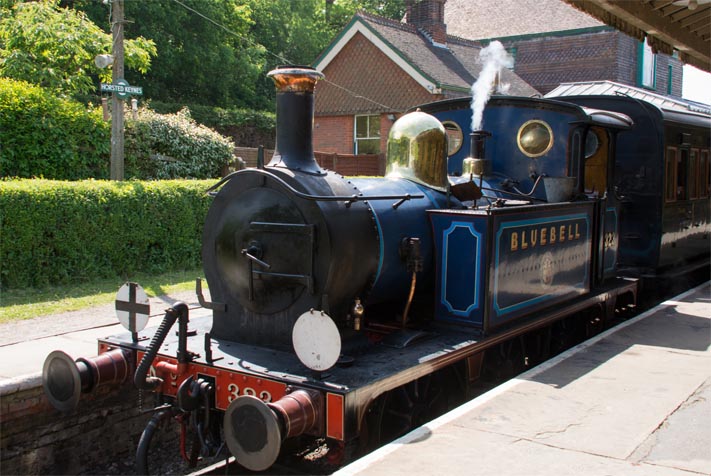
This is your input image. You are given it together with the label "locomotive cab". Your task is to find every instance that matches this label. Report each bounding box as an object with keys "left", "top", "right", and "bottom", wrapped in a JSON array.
[{"left": 419, "top": 97, "right": 632, "bottom": 329}]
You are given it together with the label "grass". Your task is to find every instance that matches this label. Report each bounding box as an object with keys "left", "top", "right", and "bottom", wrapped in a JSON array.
[{"left": 0, "top": 267, "right": 203, "bottom": 323}]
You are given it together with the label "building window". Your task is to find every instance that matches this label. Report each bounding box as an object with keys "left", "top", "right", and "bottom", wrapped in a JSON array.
[
  {"left": 667, "top": 65, "right": 673, "bottom": 95},
  {"left": 354, "top": 115, "right": 381, "bottom": 154},
  {"left": 638, "top": 38, "right": 656, "bottom": 89}
]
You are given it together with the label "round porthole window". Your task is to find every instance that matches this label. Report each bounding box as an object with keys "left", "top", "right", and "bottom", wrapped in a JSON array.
[
  {"left": 442, "top": 121, "right": 463, "bottom": 156},
  {"left": 584, "top": 130, "right": 600, "bottom": 158},
  {"left": 517, "top": 120, "right": 554, "bottom": 158}
]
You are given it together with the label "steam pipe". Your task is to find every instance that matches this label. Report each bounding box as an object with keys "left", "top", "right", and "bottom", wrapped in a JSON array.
[
  {"left": 134, "top": 302, "right": 190, "bottom": 391},
  {"left": 470, "top": 130, "right": 492, "bottom": 160}
]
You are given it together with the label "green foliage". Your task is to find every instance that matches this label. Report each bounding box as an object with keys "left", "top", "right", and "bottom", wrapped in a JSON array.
[
  {"left": 66, "top": 0, "right": 265, "bottom": 109},
  {"left": 0, "top": 179, "right": 214, "bottom": 289},
  {"left": 0, "top": 78, "right": 110, "bottom": 179},
  {"left": 327, "top": 0, "right": 407, "bottom": 28},
  {"left": 148, "top": 101, "right": 275, "bottom": 131},
  {"left": 124, "top": 108, "right": 235, "bottom": 180},
  {"left": 63, "top": 0, "right": 406, "bottom": 110},
  {"left": 0, "top": 0, "right": 156, "bottom": 97}
]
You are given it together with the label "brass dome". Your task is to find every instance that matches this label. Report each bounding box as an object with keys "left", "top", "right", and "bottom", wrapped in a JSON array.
[{"left": 386, "top": 111, "right": 448, "bottom": 192}]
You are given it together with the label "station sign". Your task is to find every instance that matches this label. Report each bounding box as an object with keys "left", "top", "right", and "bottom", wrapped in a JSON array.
[{"left": 100, "top": 78, "right": 143, "bottom": 99}]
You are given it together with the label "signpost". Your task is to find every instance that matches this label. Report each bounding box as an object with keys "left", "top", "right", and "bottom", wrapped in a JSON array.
[{"left": 101, "top": 79, "right": 143, "bottom": 99}]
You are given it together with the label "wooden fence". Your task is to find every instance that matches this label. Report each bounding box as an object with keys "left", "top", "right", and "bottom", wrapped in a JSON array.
[{"left": 231, "top": 147, "right": 385, "bottom": 177}]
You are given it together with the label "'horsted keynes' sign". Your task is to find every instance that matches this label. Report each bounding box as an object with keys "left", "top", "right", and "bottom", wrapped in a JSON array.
[{"left": 100, "top": 78, "right": 142, "bottom": 99}]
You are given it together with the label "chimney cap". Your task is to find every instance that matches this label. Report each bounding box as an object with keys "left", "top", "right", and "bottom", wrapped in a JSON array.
[{"left": 268, "top": 67, "right": 324, "bottom": 93}]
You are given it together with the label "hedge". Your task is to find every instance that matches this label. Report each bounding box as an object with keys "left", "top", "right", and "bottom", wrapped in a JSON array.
[
  {"left": 148, "top": 101, "right": 275, "bottom": 131},
  {"left": 0, "top": 179, "right": 215, "bottom": 289}
]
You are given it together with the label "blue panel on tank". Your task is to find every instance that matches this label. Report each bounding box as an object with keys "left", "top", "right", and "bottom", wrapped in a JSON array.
[
  {"left": 430, "top": 212, "right": 488, "bottom": 325},
  {"left": 351, "top": 177, "right": 449, "bottom": 305},
  {"left": 489, "top": 205, "right": 594, "bottom": 329},
  {"left": 430, "top": 202, "right": 594, "bottom": 331}
]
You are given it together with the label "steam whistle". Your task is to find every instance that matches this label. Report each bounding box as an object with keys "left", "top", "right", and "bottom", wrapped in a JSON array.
[
  {"left": 42, "top": 348, "right": 132, "bottom": 412},
  {"left": 451, "top": 131, "right": 491, "bottom": 203},
  {"left": 462, "top": 130, "right": 492, "bottom": 177}
]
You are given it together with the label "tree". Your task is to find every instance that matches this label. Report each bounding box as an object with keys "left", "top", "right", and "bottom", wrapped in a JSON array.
[
  {"left": 49, "top": 0, "right": 406, "bottom": 109},
  {"left": 65, "top": 0, "right": 266, "bottom": 109},
  {"left": 327, "top": 0, "right": 406, "bottom": 28},
  {"left": 0, "top": 0, "right": 156, "bottom": 97}
]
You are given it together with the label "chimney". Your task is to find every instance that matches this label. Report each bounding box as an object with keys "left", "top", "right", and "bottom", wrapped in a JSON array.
[
  {"left": 267, "top": 66, "right": 324, "bottom": 174},
  {"left": 406, "top": 0, "right": 447, "bottom": 45}
]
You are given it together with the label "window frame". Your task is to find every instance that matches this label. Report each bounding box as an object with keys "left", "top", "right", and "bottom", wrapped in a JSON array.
[
  {"left": 665, "top": 146, "right": 678, "bottom": 202},
  {"left": 354, "top": 114, "right": 381, "bottom": 155},
  {"left": 689, "top": 148, "right": 699, "bottom": 199},
  {"left": 638, "top": 38, "right": 657, "bottom": 90},
  {"left": 701, "top": 149, "right": 710, "bottom": 199}
]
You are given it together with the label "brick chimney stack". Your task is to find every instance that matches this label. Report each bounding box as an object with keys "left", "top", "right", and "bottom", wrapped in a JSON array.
[{"left": 406, "top": 0, "right": 448, "bottom": 45}]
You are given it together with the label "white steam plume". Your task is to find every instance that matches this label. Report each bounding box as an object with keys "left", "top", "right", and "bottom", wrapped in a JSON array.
[{"left": 470, "top": 41, "right": 513, "bottom": 131}]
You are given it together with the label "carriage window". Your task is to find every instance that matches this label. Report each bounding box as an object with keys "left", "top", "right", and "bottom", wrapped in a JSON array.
[
  {"left": 701, "top": 150, "right": 710, "bottom": 198},
  {"left": 584, "top": 130, "right": 600, "bottom": 159},
  {"left": 677, "top": 149, "right": 689, "bottom": 201},
  {"left": 689, "top": 149, "right": 699, "bottom": 199},
  {"left": 517, "top": 120, "right": 554, "bottom": 158},
  {"left": 583, "top": 127, "right": 608, "bottom": 194},
  {"left": 665, "top": 147, "right": 677, "bottom": 202},
  {"left": 442, "top": 121, "right": 463, "bottom": 155},
  {"left": 354, "top": 115, "right": 381, "bottom": 154}
]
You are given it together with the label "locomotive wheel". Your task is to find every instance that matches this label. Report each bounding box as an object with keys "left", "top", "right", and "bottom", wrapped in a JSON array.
[{"left": 364, "top": 369, "right": 459, "bottom": 450}]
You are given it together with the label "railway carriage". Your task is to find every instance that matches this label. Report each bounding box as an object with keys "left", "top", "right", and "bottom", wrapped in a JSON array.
[{"left": 544, "top": 87, "right": 711, "bottom": 280}]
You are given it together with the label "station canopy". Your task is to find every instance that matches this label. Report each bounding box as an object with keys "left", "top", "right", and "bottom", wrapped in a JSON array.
[{"left": 565, "top": 0, "right": 710, "bottom": 72}]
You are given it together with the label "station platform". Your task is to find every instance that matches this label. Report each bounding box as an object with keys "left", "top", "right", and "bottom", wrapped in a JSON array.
[
  {"left": 335, "top": 282, "right": 711, "bottom": 476},
  {"left": 0, "top": 290, "right": 211, "bottom": 383}
]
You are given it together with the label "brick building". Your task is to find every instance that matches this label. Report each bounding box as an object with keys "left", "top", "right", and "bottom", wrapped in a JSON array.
[
  {"left": 444, "top": 0, "right": 684, "bottom": 97},
  {"left": 311, "top": 0, "right": 537, "bottom": 155}
]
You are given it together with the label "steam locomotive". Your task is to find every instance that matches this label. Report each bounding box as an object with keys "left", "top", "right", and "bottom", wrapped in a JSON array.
[{"left": 41, "top": 67, "right": 708, "bottom": 474}]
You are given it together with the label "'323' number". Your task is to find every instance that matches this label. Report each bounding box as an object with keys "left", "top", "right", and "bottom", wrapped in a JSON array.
[{"left": 227, "top": 383, "right": 272, "bottom": 403}]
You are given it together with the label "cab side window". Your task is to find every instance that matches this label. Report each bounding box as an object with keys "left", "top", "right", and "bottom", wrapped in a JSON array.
[{"left": 665, "top": 147, "right": 677, "bottom": 202}]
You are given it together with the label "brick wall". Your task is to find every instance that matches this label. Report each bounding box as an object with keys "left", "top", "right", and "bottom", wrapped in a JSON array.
[
  {"left": 0, "top": 375, "right": 170, "bottom": 475},
  {"left": 315, "top": 32, "right": 437, "bottom": 115},
  {"left": 314, "top": 115, "right": 353, "bottom": 153},
  {"left": 615, "top": 34, "right": 682, "bottom": 97},
  {"left": 406, "top": 0, "right": 447, "bottom": 44},
  {"left": 503, "top": 30, "right": 619, "bottom": 95},
  {"left": 504, "top": 30, "right": 684, "bottom": 97}
]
